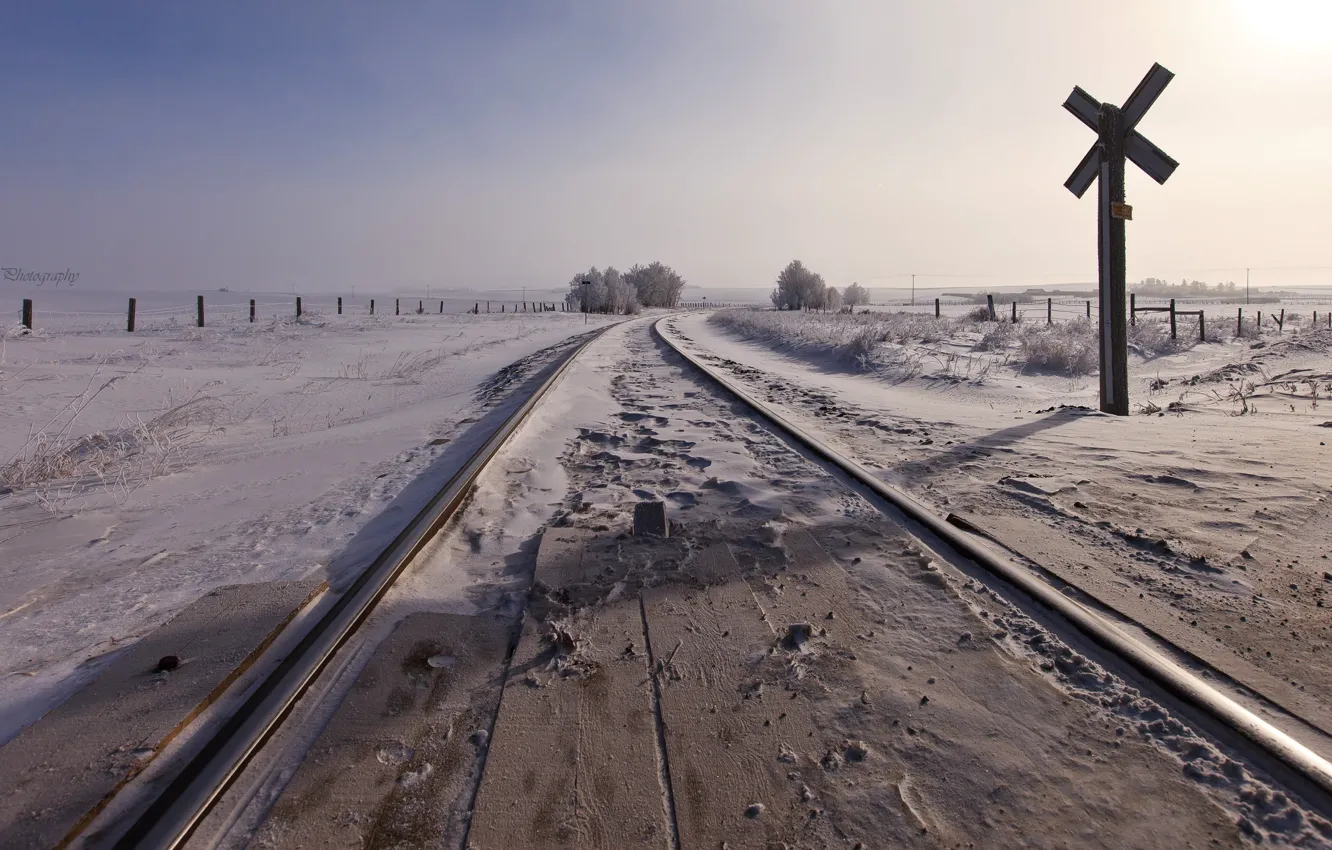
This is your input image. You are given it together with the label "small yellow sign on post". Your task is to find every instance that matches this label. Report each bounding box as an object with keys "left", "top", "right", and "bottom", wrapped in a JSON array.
[{"left": 1111, "top": 202, "right": 1133, "bottom": 220}]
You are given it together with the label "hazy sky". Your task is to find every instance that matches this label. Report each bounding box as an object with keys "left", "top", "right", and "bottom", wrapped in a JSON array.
[{"left": 2, "top": 1, "right": 1330, "bottom": 293}]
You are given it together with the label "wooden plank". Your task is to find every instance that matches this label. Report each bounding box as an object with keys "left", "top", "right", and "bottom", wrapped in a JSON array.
[
  {"left": 468, "top": 530, "right": 668, "bottom": 849},
  {"left": 574, "top": 598, "right": 667, "bottom": 848},
  {"left": 747, "top": 528, "right": 872, "bottom": 649},
  {"left": 642, "top": 544, "right": 821, "bottom": 849},
  {"left": 467, "top": 612, "right": 579, "bottom": 849},
  {"left": 255, "top": 612, "right": 511, "bottom": 848},
  {"left": 0, "top": 579, "right": 325, "bottom": 850}
]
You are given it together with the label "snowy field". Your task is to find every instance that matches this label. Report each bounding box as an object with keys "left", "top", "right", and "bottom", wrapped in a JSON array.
[
  {"left": 0, "top": 290, "right": 616, "bottom": 742},
  {"left": 677, "top": 309, "right": 1332, "bottom": 758},
  {"left": 3, "top": 294, "right": 1330, "bottom": 844},
  {"left": 710, "top": 302, "right": 1332, "bottom": 405}
]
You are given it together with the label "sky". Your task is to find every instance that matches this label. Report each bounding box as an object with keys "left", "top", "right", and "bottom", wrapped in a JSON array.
[{"left": 2, "top": 0, "right": 1330, "bottom": 294}]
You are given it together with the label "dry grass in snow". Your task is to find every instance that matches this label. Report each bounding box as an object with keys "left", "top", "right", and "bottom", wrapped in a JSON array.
[
  {"left": 1, "top": 365, "right": 228, "bottom": 509},
  {"left": 710, "top": 308, "right": 1236, "bottom": 380}
]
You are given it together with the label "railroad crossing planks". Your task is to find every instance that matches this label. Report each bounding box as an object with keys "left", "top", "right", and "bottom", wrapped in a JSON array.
[
  {"left": 468, "top": 529, "right": 669, "bottom": 849},
  {"left": 0, "top": 578, "right": 325, "bottom": 850},
  {"left": 255, "top": 612, "right": 511, "bottom": 848},
  {"left": 642, "top": 543, "right": 822, "bottom": 849}
]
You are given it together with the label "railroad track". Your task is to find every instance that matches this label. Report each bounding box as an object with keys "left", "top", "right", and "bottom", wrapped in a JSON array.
[
  {"left": 20, "top": 313, "right": 1331, "bottom": 847},
  {"left": 652, "top": 315, "right": 1332, "bottom": 817},
  {"left": 100, "top": 327, "right": 612, "bottom": 849}
]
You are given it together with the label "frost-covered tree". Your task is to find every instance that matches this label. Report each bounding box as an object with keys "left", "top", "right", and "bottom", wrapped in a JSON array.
[
  {"left": 771, "top": 260, "right": 826, "bottom": 311},
  {"left": 565, "top": 267, "right": 607, "bottom": 313},
  {"left": 563, "top": 266, "right": 640, "bottom": 314},
  {"left": 822, "top": 286, "right": 843, "bottom": 313},
  {"left": 625, "top": 262, "right": 686, "bottom": 308},
  {"left": 842, "top": 281, "right": 870, "bottom": 307},
  {"left": 603, "top": 266, "right": 640, "bottom": 314}
]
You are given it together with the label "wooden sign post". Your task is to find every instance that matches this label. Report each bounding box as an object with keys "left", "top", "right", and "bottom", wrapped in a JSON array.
[{"left": 1064, "top": 63, "right": 1179, "bottom": 415}]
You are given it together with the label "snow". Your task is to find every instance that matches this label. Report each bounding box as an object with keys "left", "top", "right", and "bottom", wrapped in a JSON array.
[
  {"left": 0, "top": 293, "right": 616, "bottom": 743},
  {"left": 6, "top": 290, "right": 1332, "bottom": 844},
  {"left": 670, "top": 310, "right": 1332, "bottom": 753}
]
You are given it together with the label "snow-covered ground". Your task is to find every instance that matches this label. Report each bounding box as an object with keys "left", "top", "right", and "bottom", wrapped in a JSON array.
[
  {"left": 5, "top": 296, "right": 1330, "bottom": 844},
  {"left": 0, "top": 299, "right": 616, "bottom": 743},
  {"left": 673, "top": 309, "right": 1332, "bottom": 756},
  {"left": 491, "top": 319, "right": 1329, "bottom": 845}
]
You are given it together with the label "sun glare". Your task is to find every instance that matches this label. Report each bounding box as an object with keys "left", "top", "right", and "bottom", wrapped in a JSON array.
[{"left": 1236, "top": 0, "right": 1332, "bottom": 49}]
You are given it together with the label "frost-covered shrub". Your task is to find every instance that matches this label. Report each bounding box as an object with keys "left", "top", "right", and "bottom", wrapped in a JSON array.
[
  {"left": 709, "top": 308, "right": 965, "bottom": 372},
  {"left": 1016, "top": 319, "right": 1098, "bottom": 376},
  {"left": 974, "top": 320, "right": 1017, "bottom": 352},
  {"left": 1128, "top": 319, "right": 1187, "bottom": 358}
]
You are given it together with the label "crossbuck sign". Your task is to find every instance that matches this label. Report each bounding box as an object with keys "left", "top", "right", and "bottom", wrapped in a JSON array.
[{"left": 1064, "top": 63, "right": 1179, "bottom": 416}]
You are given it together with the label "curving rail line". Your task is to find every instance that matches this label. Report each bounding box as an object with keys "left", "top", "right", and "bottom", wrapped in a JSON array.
[
  {"left": 109, "top": 328, "right": 611, "bottom": 849},
  {"left": 652, "top": 315, "right": 1332, "bottom": 813}
]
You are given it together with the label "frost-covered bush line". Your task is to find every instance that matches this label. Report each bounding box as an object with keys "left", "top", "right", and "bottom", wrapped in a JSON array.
[
  {"left": 710, "top": 307, "right": 1229, "bottom": 378},
  {"left": 709, "top": 308, "right": 971, "bottom": 371}
]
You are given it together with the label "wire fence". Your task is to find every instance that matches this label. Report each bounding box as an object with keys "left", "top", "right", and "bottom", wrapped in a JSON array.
[{"left": 7, "top": 294, "right": 634, "bottom": 336}]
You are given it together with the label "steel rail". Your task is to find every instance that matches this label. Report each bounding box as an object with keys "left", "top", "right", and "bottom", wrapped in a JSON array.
[
  {"left": 652, "top": 316, "right": 1332, "bottom": 805},
  {"left": 111, "top": 328, "right": 611, "bottom": 849}
]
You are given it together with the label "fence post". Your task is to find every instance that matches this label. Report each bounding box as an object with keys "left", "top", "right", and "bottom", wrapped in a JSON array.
[
  {"left": 1086, "top": 300, "right": 1091, "bottom": 318},
  {"left": 370, "top": 299, "right": 375, "bottom": 315},
  {"left": 1257, "top": 311, "right": 1262, "bottom": 330},
  {"left": 1011, "top": 302, "right": 1018, "bottom": 323},
  {"left": 474, "top": 302, "right": 479, "bottom": 314},
  {"left": 395, "top": 298, "right": 400, "bottom": 316},
  {"left": 1169, "top": 298, "right": 1176, "bottom": 340},
  {"left": 1130, "top": 293, "right": 1136, "bottom": 326},
  {"left": 127, "top": 297, "right": 136, "bottom": 332},
  {"left": 934, "top": 297, "right": 940, "bottom": 318},
  {"left": 296, "top": 296, "right": 302, "bottom": 317},
  {"left": 197, "top": 295, "right": 205, "bottom": 328},
  {"left": 418, "top": 300, "right": 423, "bottom": 313},
  {"left": 1278, "top": 308, "right": 1285, "bottom": 332},
  {"left": 501, "top": 304, "right": 505, "bottom": 313},
  {"left": 1237, "top": 308, "right": 1242, "bottom": 336},
  {"left": 440, "top": 300, "right": 444, "bottom": 313},
  {"left": 1198, "top": 310, "right": 1206, "bottom": 342},
  {"left": 250, "top": 299, "right": 256, "bottom": 322},
  {"left": 487, "top": 301, "right": 490, "bottom": 313},
  {"left": 337, "top": 296, "right": 342, "bottom": 315},
  {"left": 21, "top": 298, "right": 32, "bottom": 329},
  {"left": 1047, "top": 297, "right": 1053, "bottom": 324},
  {"left": 986, "top": 294, "right": 996, "bottom": 321}
]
